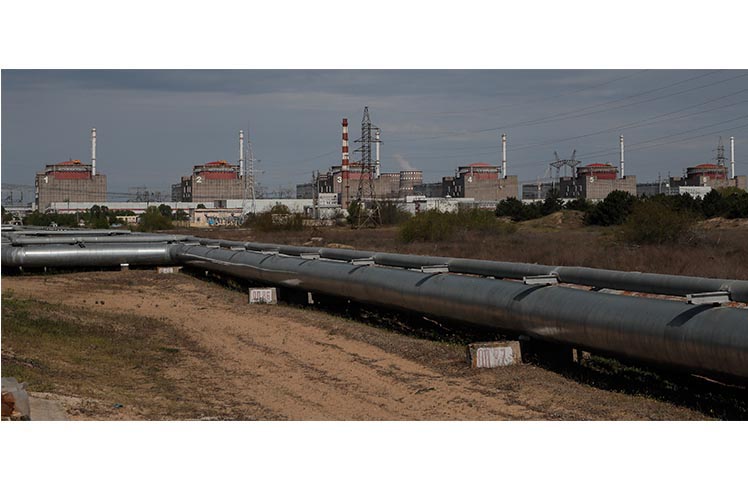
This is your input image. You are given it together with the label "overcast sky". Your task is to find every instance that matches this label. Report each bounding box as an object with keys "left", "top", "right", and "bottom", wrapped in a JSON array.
[{"left": 2, "top": 69, "right": 748, "bottom": 199}]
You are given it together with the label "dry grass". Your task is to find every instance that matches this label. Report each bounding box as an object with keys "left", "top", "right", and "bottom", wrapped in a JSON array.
[{"left": 1, "top": 291, "right": 218, "bottom": 420}]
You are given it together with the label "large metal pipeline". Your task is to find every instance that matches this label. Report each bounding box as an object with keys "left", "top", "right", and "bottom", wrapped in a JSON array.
[
  {"left": 18, "top": 231, "right": 739, "bottom": 302},
  {"left": 5, "top": 234, "right": 191, "bottom": 246},
  {"left": 2, "top": 231, "right": 747, "bottom": 380},
  {"left": 189, "top": 240, "right": 748, "bottom": 302},
  {"left": 1, "top": 242, "right": 175, "bottom": 268},
  {"left": 174, "top": 244, "right": 748, "bottom": 380}
]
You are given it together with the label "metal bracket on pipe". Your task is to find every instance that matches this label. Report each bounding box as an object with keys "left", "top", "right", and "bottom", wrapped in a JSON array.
[
  {"left": 300, "top": 253, "right": 320, "bottom": 260},
  {"left": 420, "top": 265, "right": 450, "bottom": 274},
  {"left": 351, "top": 258, "right": 375, "bottom": 266},
  {"left": 206, "top": 244, "right": 220, "bottom": 249},
  {"left": 229, "top": 246, "right": 246, "bottom": 251},
  {"left": 260, "top": 250, "right": 280, "bottom": 255},
  {"left": 686, "top": 291, "right": 730, "bottom": 305},
  {"left": 523, "top": 274, "right": 559, "bottom": 286}
]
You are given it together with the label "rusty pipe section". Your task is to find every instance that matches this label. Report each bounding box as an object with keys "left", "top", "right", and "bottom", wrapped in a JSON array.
[{"left": 175, "top": 244, "right": 748, "bottom": 380}]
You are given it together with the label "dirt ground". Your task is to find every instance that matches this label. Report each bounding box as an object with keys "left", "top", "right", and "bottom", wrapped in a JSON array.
[{"left": 1, "top": 270, "right": 717, "bottom": 420}]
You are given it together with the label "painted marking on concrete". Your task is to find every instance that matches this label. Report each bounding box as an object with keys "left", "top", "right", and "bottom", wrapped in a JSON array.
[
  {"left": 249, "top": 287, "right": 278, "bottom": 304},
  {"left": 158, "top": 266, "right": 182, "bottom": 274}
]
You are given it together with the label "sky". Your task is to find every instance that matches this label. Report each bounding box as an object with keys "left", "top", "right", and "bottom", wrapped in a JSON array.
[{"left": 2, "top": 69, "right": 748, "bottom": 201}]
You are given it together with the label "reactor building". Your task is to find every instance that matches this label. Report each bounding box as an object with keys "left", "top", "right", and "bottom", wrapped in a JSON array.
[
  {"left": 174, "top": 160, "right": 244, "bottom": 202},
  {"left": 34, "top": 128, "right": 107, "bottom": 211}
]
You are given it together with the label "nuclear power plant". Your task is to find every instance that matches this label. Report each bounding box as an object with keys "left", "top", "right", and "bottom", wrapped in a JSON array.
[
  {"left": 34, "top": 128, "right": 107, "bottom": 210},
  {"left": 10, "top": 111, "right": 747, "bottom": 224},
  {"left": 297, "top": 108, "right": 520, "bottom": 212}
]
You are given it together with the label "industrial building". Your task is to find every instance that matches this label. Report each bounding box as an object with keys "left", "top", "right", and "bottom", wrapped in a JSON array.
[
  {"left": 637, "top": 137, "right": 746, "bottom": 196},
  {"left": 442, "top": 162, "right": 519, "bottom": 201},
  {"left": 174, "top": 160, "right": 244, "bottom": 202},
  {"left": 171, "top": 130, "right": 252, "bottom": 203},
  {"left": 300, "top": 118, "right": 520, "bottom": 206},
  {"left": 34, "top": 128, "right": 107, "bottom": 211},
  {"left": 558, "top": 162, "right": 637, "bottom": 200},
  {"left": 522, "top": 182, "right": 557, "bottom": 201},
  {"left": 299, "top": 115, "right": 424, "bottom": 207}
]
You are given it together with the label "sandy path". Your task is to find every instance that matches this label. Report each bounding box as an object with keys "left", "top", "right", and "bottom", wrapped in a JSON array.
[
  {"left": 2, "top": 271, "right": 706, "bottom": 420},
  {"left": 3, "top": 272, "right": 529, "bottom": 419}
]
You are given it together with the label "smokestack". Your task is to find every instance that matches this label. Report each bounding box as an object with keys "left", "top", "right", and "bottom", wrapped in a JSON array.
[
  {"left": 619, "top": 134, "right": 625, "bottom": 179},
  {"left": 731, "top": 136, "right": 735, "bottom": 180},
  {"left": 375, "top": 128, "right": 381, "bottom": 178},
  {"left": 91, "top": 127, "right": 97, "bottom": 176},
  {"left": 342, "top": 118, "right": 349, "bottom": 206},
  {"left": 501, "top": 133, "right": 507, "bottom": 178},
  {"left": 239, "top": 130, "right": 245, "bottom": 177}
]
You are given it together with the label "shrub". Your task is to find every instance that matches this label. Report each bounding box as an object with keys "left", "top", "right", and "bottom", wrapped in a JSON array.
[
  {"left": 346, "top": 201, "right": 364, "bottom": 226},
  {"left": 495, "top": 197, "right": 543, "bottom": 221},
  {"left": 23, "top": 211, "right": 78, "bottom": 227},
  {"left": 620, "top": 199, "right": 697, "bottom": 245},
  {"left": 701, "top": 188, "right": 748, "bottom": 218},
  {"left": 138, "top": 206, "right": 173, "bottom": 232},
  {"left": 724, "top": 190, "right": 748, "bottom": 219},
  {"left": 565, "top": 198, "right": 594, "bottom": 213},
  {"left": 399, "top": 208, "right": 515, "bottom": 243},
  {"left": 585, "top": 190, "right": 636, "bottom": 226},
  {"left": 541, "top": 188, "right": 563, "bottom": 215},
  {"left": 246, "top": 203, "right": 303, "bottom": 231},
  {"left": 379, "top": 201, "right": 410, "bottom": 226}
]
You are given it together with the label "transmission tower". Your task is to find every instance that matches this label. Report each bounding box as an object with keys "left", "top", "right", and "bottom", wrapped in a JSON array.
[
  {"left": 716, "top": 136, "right": 727, "bottom": 166},
  {"left": 551, "top": 150, "right": 580, "bottom": 181},
  {"left": 352, "top": 106, "right": 381, "bottom": 228}
]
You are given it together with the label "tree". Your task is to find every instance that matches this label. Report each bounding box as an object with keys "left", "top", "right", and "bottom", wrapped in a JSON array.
[
  {"left": 2, "top": 206, "right": 14, "bottom": 223},
  {"left": 725, "top": 190, "right": 748, "bottom": 219},
  {"left": 88, "top": 205, "right": 110, "bottom": 229},
  {"left": 346, "top": 201, "right": 363, "bottom": 225},
  {"left": 541, "top": 188, "right": 563, "bottom": 215},
  {"left": 496, "top": 197, "right": 525, "bottom": 220},
  {"left": 585, "top": 190, "right": 637, "bottom": 226},
  {"left": 702, "top": 189, "right": 727, "bottom": 218},
  {"left": 138, "top": 206, "right": 172, "bottom": 232},
  {"left": 158, "top": 204, "right": 173, "bottom": 218},
  {"left": 565, "top": 198, "right": 593, "bottom": 212},
  {"left": 196, "top": 203, "right": 206, "bottom": 209}
]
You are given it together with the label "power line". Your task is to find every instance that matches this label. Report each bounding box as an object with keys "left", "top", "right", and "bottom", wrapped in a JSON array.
[
  {"left": 393, "top": 70, "right": 651, "bottom": 117},
  {"left": 387, "top": 86, "right": 748, "bottom": 161},
  {"left": 387, "top": 70, "right": 735, "bottom": 143}
]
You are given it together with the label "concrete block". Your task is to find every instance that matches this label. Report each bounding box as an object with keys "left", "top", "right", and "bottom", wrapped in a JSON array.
[
  {"left": 467, "top": 341, "right": 522, "bottom": 368},
  {"left": 249, "top": 287, "right": 278, "bottom": 304},
  {"left": 157, "top": 266, "right": 182, "bottom": 274}
]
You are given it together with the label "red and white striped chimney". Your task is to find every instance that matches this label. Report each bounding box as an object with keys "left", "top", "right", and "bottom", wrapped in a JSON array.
[
  {"left": 342, "top": 118, "right": 349, "bottom": 170},
  {"left": 342, "top": 118, "right": 350, "bottom": 207}
]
